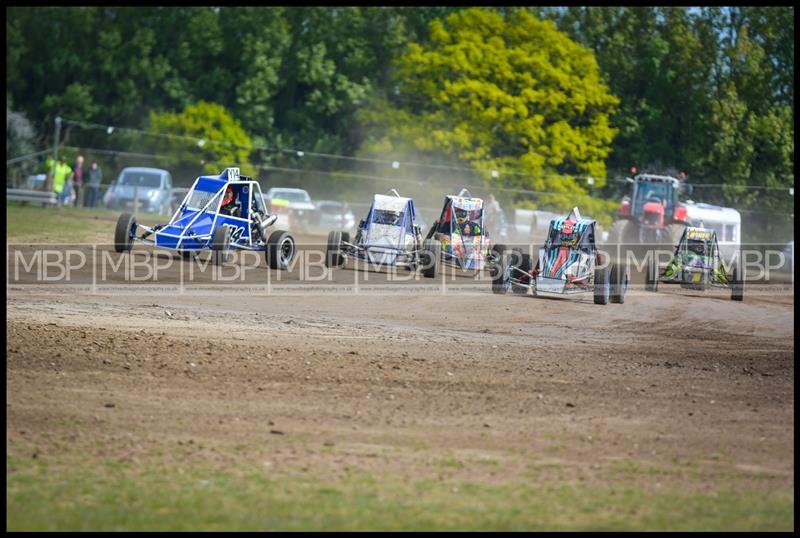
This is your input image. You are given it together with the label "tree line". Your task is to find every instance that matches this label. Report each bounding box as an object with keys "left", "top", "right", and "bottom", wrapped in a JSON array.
[{"left": 6, "top": 6, "right": 794, "bottom": 224}]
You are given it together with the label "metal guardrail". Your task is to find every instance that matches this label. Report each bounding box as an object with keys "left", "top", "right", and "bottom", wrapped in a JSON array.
[{"left": 6, "top": 188, "right": 58, "bottom": 206}]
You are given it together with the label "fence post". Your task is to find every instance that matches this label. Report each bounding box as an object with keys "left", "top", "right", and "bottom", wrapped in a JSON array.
[{"left": 45, "top": 116, "right": 61, "bottom": 193}]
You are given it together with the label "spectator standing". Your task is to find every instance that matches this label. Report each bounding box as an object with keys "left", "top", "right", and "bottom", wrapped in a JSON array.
[
  {"left": 85, "top": 160, "right": 103, "bottom": 208},
  {"left": 53, "top": 156, "right": 73, "bottom": 207},
  {"left": 484, "top": 193, "right": 508, "bottom": 241},
  {"left": 485, "top": 193, "right": 502, "bottom": 227},
  {"left": 71, "top": 155, "right": 86, "bottom": 207}
]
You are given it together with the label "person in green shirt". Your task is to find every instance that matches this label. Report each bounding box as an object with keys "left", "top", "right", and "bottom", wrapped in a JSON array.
[{"left": 53, "top": 157, "right": 73, "bottom": 207}]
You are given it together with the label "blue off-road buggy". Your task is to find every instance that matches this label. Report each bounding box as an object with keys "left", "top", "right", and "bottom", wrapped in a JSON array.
[
  {"left": 326, "top": 189, "right": 438, "bottom": 274},
  {"left": 113, "top": 168, "right": 296, "bottom": 269},
  {"left": 492, "top": 207, "right": 629, "bottom": 305}
]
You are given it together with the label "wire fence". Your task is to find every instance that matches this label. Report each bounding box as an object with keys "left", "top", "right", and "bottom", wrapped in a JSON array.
[{"left": 6, "top": 117, "right": 795, "bottom": 244}]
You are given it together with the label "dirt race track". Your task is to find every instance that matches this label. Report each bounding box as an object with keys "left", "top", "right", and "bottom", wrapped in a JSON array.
[{"left": 6, "top": 234, "right": 795, "bottom": 529}]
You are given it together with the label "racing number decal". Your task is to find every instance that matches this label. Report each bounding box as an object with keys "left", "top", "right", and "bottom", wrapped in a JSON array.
[{"left": 229, "top": 225, "right": 246, "bottom": 242}]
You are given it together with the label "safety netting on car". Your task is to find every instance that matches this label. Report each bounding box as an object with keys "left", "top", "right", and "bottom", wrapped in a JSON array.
[{"left": 185, "top": 190, "right": 222, "bottom": 212}]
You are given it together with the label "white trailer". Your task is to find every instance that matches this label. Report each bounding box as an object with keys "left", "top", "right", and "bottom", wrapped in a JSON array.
[{"left": 684, "top": 202, "right": 741, "bottom": 261}]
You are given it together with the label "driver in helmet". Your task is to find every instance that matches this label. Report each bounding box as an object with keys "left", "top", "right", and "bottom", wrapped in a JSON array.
[
  {"left": 688, "top": 240, "right": 705, "bottom": 256},
  {"left": 558, "top": 220, "right": 579, "bottom": 247},
  {"left": 220, "top": 185, "right": 241, "bottom": 217},
  {"left": 684, "top": 238, "right": 709, "bottom": 268},
  {"left": 375, "top": 210, "right": 401, "bottom": 225},
  {"left": 455, "top": 208, "right": 481, "bottom": 236}
]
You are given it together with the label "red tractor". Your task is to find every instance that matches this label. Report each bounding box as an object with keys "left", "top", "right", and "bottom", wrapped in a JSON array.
[{"left": 609, "top": 172, "right": 693, "bottom": 245}]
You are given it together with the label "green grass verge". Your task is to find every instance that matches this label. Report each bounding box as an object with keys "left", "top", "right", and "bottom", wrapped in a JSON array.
[
  {"left": 6, "top": 455, "right": 793, "bottom": 531},
  {"left": 6, "top": 202, "right": 162, "bottom": 243}
]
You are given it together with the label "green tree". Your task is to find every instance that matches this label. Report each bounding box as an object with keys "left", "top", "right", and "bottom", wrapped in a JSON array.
[
  {"left": 270, "top": 7, "right": 399, "bottom": 155},
  {"left": 148, "top": 101, "right": 255, "bottom": 176},
  {"left": 358, "top": 8, "right": 619, "bottom": 219},
  {"left": 702, "top": 23, "right": 794, "bottom": 217},
  {"left": 546, "top": 6, "right": 793, "bottom": 224},
  {"left": 218, "top": 7, "right": 290, "bottom": 144},
  {"left": 42, "top": 82, "right": 99, "bottom": 121}
]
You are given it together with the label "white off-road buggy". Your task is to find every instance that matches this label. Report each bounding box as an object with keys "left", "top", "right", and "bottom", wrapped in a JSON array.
[{"left": 325, "top": 189, "right": 440, "bottom": 275}]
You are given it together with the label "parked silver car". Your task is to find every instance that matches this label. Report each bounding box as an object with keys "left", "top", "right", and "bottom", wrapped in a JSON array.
[
  {"left": 263, "top": 187, "right": 315, "bottom": 231},
  {"left": 104, "top": 167, "right": 173, "bottom": 215},
  {"left": 314, "top": 200, "right": 356, "bottom": 233}
]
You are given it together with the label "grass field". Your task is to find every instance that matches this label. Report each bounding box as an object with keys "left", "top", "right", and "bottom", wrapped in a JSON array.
[
  {"left": 6, "top": 202, "right": 163, "bottom": 243},
  {"left": 6, "top": 453, "right": 792, "bottom": 531}
]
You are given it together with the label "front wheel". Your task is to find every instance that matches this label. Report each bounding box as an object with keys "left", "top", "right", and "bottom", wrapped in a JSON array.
[
  {"left": 326, "top": 231, "right": 343, "bottom": 268},
  {"left": 114, "top": 213, "right": 137, "bottom": 252},
  {"left": 610, "top": 262, "right": 628, "bottom": 304},
  {"left": 593, "top": 267, "right": 610, "bottom": 305},
  {"left": 267, "top": 230, "right": 296, "bottom": 270},
  {"left": 211, "top": 224, "right": 232, "bottom": 266},
  {"left": 421, "top": 238, "right": 440, "bottom": 278},
  {"left": 731, "top": 266, "right": 744, "bottom": 301}
]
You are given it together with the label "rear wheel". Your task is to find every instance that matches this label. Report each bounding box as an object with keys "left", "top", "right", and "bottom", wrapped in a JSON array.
[
  {"left": 645, "top": 254, "right": 658, "bottom": 292},
  {"left": 511, "top": 248, "right": 531, "bottom": 295},
  {"left": 421, "top": 239, "right": 440, "bottom": 278},
  {"left": 425, "top": 221, "right": 438, "bottom": 240},
  {"left": 609, "top": 219, "right": 638, "bottom": 246},
  {"left": 492, "top": 253, "right": 509, "bottom": 294},
  {"left": 267, "top": 230, "right": 295, "bottom": 270},
  {"left": 610, "top": 262, "right": 628, "bottom": 303},
  {"left": 609, "top": 219, "right": 639, "bottom": 263},
  {"left": 491, "top": 244, "right": 508, "bottom": 258},
  {"left": 593, "top": 267, "right": 610, "bottom": 305},
  {"left": 731, "top": 265, "right": 744, "bottom": 301},
  {"left": 488, "top": 244, "right": 507, "bottom": 282},
  {"left": 211, "top": 224, "right": 231, "bottom": 266},
  {"left": 326, "top": 231, "right": 343, "bottom": 268},
  {"left": 114, "top": 213, "right": 137, "bottom": 252}
]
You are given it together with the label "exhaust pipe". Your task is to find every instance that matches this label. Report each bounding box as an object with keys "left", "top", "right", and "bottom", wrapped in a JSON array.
[{"left": 253, "top": 213, "right": 277, "bottom": 241}]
